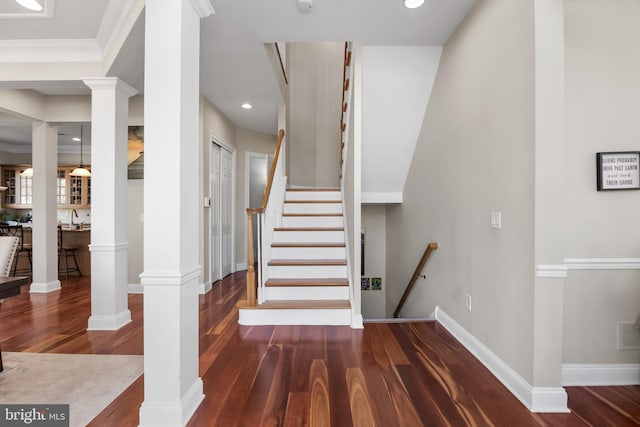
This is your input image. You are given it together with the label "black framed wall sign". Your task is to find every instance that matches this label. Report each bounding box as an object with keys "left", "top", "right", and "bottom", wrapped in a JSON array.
[{"left": 596, "top": 151, "right": 640, "bottom": 191}]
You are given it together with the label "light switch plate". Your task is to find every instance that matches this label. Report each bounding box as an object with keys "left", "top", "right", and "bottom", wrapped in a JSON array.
[{"left": 490, "top": 211, "right": 502, "bottom": 229}]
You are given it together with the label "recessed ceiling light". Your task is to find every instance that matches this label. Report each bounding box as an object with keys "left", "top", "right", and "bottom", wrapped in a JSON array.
[
  {"left": 16, "top": 0, "right": 43, "bottom": 12},
  {"left": 241, "top": 103, "right": 252, "bottom": 109},
  {"left": 72, "top": 137, "right": 81, "bottom": 142},
  {"left": 404, "top": 0, "right": 425, "bottom": 9}
]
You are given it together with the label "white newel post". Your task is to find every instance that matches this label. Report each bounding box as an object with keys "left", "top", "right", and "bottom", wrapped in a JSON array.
[
  {"left": 30, "top": 122, "right": 60, "bottom": 293},
  {"left": 83, "top": 77, "right": 137, "bottom": 330},
  {"left": 138, "top": 0, "right": 214, "bottom": 426}
]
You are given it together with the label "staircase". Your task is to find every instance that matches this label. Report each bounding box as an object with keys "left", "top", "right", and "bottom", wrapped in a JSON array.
[{"left": 238, "top": 187, "right": 352, "bottom": 326}]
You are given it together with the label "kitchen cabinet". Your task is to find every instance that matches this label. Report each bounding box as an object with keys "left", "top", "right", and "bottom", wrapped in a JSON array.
[{"left": 1, "top": 165, "right": 91, "bottom": 208}]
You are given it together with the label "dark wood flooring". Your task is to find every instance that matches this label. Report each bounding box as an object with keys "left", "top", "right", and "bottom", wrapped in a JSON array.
[{"left": 0, "top": 273, "right": 638, "bottom": 426}]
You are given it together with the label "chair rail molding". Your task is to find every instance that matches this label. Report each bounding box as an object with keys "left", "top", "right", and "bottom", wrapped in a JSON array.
[
  {"left": 564, "top": 258, "right": 640, "bottom": 270},
  {"left": 535, "top": 264, "right": 568, "bottom": 278}
]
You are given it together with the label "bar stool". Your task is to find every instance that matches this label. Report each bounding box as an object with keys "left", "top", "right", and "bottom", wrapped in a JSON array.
[
  {"left": 58, "top": 225, "right": 81, "bottom": 279},
  {"left": 0, "top": 223, "right": 32, "bottom": 275}
]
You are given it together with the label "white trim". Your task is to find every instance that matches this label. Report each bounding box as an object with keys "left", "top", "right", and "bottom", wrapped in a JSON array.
[
  {"left": 138, "top": 377, "right": 204, "bottom": 427},
  {"left": 187, "top": 0, "right": 215, "bottom": 18},
  {"left": 140, "top": 267, "right": 202, "bottom": 287},
  {"left": 564, "top": 258, "right": 640, "bottom": 270},
  {"left": 433, "top": 307, "right": 569, "bottom": 413},
  {"left": 562, "top": 364, "right": 640, "bottom": 386},
  {"left": 351, "top": 313, "right": 364, "bottom": 329},
  {"left": 128, "top": 283, "right": 144, "bottom": 294},
  {"left": 82, "top": 77, "right": 138, "bottom": 97},
  {"left": 361, "top": 192, "right": 403, "bottom": 204},
  {"left": 535, "top": 264, "right": 568, "bottom": 278},
  {"left": 238, "top": 308, "right": 351, "bottom": 326},
  {"left": 88, "top": 242, "right": 130, "bottom": 252},
  {"left": 236, "top": 262, "right": 247, "bottom": 271},
  {"left": 198, "top": 282, "right": 212, "bottom": 295},
  {"left": 0, "top": 39, "right": 102, "bottom": 63},
  {"left": 29, "top": 280, "right": 61, "bottom": 293},
  {"left": 87, "top": 309, "right": 132, "bottom": 331},
  {"left": 97, "top": 0, "right": 144, "bottom": 72}
]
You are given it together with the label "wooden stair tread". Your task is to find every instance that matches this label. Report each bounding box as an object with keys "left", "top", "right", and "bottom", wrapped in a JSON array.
[
  {"left": 274, "top": 227, "right": 344, "bottom": 232},
  {"left": 272, "top": 242, "right": 346, "bottom": 248},
  {"left": 266, "top": 278, "right": 348, "bottom": 287},
  {"left": 284, "top": 200, "right": 341, "bottom": 204},
  {"left": 268, "top": 259, "right": 347, "bottom": 266},
  {"left": 238, "top": 300, "right": 350, "bottom": 310},
  {"left": 282, "top": 213, "right": 343, "bottom": 217},
  {"left": 286, "top": 188, "right": 340, "bottom": 192}
]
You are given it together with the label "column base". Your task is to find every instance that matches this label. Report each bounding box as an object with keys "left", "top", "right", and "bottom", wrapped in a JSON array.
[
  {"left": 29, "top": 280, "right": 61, "bottom": 293},
  {"left": 138, "top": 377, "right": 204, "bottom": 427},
  {"left": 87, "top": 309, "right": 132, "bottom": 331}
]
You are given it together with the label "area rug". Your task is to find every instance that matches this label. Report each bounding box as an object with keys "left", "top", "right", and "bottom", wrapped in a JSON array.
[{"left": 0, "top": 352, "right": 143, "bottom": 427}]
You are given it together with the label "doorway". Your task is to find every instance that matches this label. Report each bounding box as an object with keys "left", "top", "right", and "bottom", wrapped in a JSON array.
[
  {"left": 245, "top": 152, "right": 272, "bottom": 260},
  {"left": 210, "top": 138, "right": 234, "bottom": 284}
]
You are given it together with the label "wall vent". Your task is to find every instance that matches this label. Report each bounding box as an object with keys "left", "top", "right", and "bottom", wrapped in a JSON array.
[{"left": 617, "top": 321, "right": 640, "bottom": 351}]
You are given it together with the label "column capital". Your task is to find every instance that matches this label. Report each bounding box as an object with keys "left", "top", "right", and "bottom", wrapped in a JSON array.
[
  {"left": 82, "top": 77, "right": 138, "bottom": 98},
  {"left": 187, "top": 0, "right": 215, "bottom": 18}
]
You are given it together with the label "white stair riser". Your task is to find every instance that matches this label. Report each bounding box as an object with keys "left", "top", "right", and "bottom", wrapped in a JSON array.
[
  {"left": 268, "top": 265, "right": 348, "bottom": 278},
  {"left": 273, "top": 230, "right": 344, "bottom": 243},
  {"left": 283, "top": 203, "right": 343, "bottom": 215},
  {"left": 285, "top": 191, "right": 341, "bottom": 201},
  {"left": 264, "top": 286, "right": 349, "bottom": 300},
  {"left": 238, "top": 308, "right": 351, "bottom": 326},
  {"left": 271, "top": 246, "right": 346, "bottom": 259},
  {"left": 282, "top": 216, "right": 344, "bottom": 228}
]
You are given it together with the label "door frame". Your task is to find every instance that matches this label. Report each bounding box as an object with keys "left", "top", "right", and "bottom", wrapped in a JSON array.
[{"left": 209, "top": 132, "right": 236, "bottom": 286}]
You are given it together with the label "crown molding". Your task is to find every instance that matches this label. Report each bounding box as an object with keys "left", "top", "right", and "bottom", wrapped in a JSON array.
[
  {"left": 188, "top": 0, "right": 215, "bottom": 18},
  {"left": 98, "top": 0, "right": 145, "bottom": 74},
  {"left": 0, "top": 39, "right": 102, "bottom": 63}
]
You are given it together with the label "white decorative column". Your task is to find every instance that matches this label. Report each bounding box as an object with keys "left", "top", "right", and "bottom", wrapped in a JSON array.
[
  {"left": 31, "top": 122, "right": 60, "bottom": 293},
  {"left": 138, "top": 0, "right": 214, "bottom": 426},
  {"left": 531, "top": 0, "right": 568, "bottom": 413},
  {"left": 83, "top": 77, "right": 137, "bottom": 330}
]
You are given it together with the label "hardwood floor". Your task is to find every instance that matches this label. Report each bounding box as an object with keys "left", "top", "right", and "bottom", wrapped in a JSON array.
[{"left": 0, "top": 273, "right": 638, "bottom": 426}]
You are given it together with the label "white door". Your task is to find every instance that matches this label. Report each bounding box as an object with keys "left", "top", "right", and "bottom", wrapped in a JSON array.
[
  {"left": 210, "top": 144, "right": 221, "bottom": 283},
  {"left": 220, "top": 147, "right": 233, "bottom": 277}
]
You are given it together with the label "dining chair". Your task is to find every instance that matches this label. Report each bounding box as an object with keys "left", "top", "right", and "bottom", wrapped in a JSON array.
[
  {"left": 0, "top": 223, "right": 31, "bottom": 275},
  {"left": 0, "top": 236, "right": 19, "bottom": 278}
]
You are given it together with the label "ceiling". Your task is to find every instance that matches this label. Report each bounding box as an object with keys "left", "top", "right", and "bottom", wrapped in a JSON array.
[{"left": 0, "top": 0, "right": 475, "bottom": 149}]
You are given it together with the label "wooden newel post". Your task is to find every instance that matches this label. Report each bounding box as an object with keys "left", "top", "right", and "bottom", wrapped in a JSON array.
[{"left": 246, "top": 210, "right": 256, "bottom": 306}]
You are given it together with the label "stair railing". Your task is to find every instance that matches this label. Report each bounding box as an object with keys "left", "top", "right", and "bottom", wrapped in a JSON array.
[
  {"left": 393, "top": 242, "right": 438, "bottom": 318},
  {"left": 246, "top": 129, "right": 286, "bottom": 306}
]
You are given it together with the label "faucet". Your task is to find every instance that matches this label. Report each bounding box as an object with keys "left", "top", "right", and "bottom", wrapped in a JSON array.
[{"left": 71, "top": 209, "right": 78, "bottom": 225}]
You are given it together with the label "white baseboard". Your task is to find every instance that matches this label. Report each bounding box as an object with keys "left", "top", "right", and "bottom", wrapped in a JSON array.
[
  {"left": 198, "top": 282, "right": 212, "bottom": 295},
  {"left": 236, "top": 262, "right": 247, "bottom": 271},
  {"left": 138, "top": 377, "right": 204, "bottom": 426},
  {"left": 562, "top": 364, "right": 640, "bottom": 386},
  {"left": 87, "top": 309, "right": 132, "bottom": 331},
  {"left": 351, "top": 313, "right": 364, "bottom": 329},
  {"left": 433, "top": 307, "right": 569, "bottom": 413},
  {"left": 29, "top": 280, "right": 61, "bottom": 293},
  {"left": 128, "top": 283, "right": 143, "bottom": 294}
]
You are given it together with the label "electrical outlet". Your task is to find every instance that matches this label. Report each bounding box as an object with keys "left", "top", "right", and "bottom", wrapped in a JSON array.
[{"left": 465, "top": 294, "right": 472, "bottom": 312}]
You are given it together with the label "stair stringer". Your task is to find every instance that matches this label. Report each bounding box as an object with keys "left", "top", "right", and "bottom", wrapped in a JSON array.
[{"left": 257, "top": 175, "right": 287, "bottom": 304}]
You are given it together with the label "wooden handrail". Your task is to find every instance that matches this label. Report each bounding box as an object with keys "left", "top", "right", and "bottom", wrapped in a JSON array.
[
  {"left": 393, "top": 242, "right": 438, "bottom": 318},
  {"left": 275, "top": 43, "right": 288, "bottom": 85},
  {"left": 245, "top": 129, "right": 285, "bottom": 306}
]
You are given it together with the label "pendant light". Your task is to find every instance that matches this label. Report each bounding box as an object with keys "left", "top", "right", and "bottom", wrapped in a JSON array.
[
  {"left": 19, "top": 167, "right": 33, "bottom": 177},
  {"left": 70, "top": 125, "right": 91, "bottom": 177}
]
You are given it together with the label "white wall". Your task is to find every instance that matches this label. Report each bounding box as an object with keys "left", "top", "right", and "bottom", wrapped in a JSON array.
[
  {"left": 361, "top": 205, "right": 386, "bottom": 318},
  {"left": 563, "top": 0, "right": 640, "bottom": 364},
  {"left": 361, "top": 46, "right": 442, "bottom": 201},
  {"left": 385, "top": 0, "right": 536, "bottom": 383},
  {"left": 287, "top": 42, "right": 342, "bottom": 188}
]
